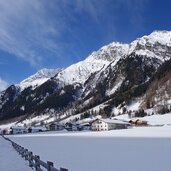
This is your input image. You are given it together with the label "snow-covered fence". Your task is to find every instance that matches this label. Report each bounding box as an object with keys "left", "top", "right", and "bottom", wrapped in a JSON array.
[{"left": 1, "top": 135, "right": 68, "bottom": 171}]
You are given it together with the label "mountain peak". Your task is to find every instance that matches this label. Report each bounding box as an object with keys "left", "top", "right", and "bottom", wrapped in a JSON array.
[
  {"left": 86, "top": 41, "right": 129, "bottom": 62},
  {"left": 18, "top": 68, "right": 62, "bottom": 91},
  {"left": 147, "top": 30, "right": 171, "bottom": 43},
  {"left": 152, "top": 29, "right": 170, "bottom": 34},
  {"left": 128, "top": 30, "right": 171, "bottom": 61},
  {"left": 36, "top": 68, "right": 62, "bottom": 78}
]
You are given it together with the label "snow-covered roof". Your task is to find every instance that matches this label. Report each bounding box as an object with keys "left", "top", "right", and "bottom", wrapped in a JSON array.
[
  {"left": 79, "top": 123, "right": 91, "bottom": 126},
  {"left": 47, "top": 122, "right": 64, "bottom": 126},
  {"left": 10, "top": 126, "right": 27, "bottom": 130},
  {"left": 94, "top": 118, "right": 130, "bottom": 125},
  {"left": 30, "top": 126, "right": 47, "bottom": 130}
]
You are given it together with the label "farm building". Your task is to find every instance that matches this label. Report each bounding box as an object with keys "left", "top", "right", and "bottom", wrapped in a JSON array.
[
  {"left": 65, "top": 122, "right": 73, "bottom": 131},
  {"left": 129, "top": 119, "right": 148, "bottom": 126},
  {"left": 28, "top": 126, "right": 47, "bottom": 133},
  {"left": 91, "top": 118, "right": 130, "bottom": 131},
  {"left": 46, "top": 122, "right": 64, "bottom": 131},
  {"left": 10, "top": 126, "right": 28, "bottom": 134},
  {"left": 78, "top": 122, "right": 91, "bottom": 131}
]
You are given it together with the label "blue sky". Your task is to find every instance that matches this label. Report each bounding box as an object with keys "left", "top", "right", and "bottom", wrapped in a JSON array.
[{"left": 0, "top": 0, "right": 171, "bottom": 91}]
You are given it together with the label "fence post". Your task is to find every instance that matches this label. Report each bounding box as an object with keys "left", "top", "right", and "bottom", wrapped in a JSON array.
[
  {"left": 29, "top": 152, "right": 33, "bottom": 167},
  {"left": 35, "top": 155, "right": 41, "bottom": 171},
  {"left": 22, "top": 149, "right": 26, "bottom": 158},
  {"left": 18, "top": 146, "right": 21, "bottom": 154},
  {"left": 17, "top": 145, "right": 21, "bottom": 153},
  {"left": 25, "top": 149, "right": 28, "bottom": 160},
  {"left": 16, "top": 144, "right": 20, "bottom": 152},
  {"left": 21, "top": 147, "right": 25, "bottom": 156},
  {"left": 19, "top": 146, "right": 23, "bottom": 155},
  {"left": 60, "top": 168, "right": 68, "bottom": 171},
  {"left": 47, "top": 161, "right": 54, "bottom": 171}
]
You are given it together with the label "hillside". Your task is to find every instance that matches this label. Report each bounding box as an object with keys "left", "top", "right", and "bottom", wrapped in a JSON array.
[{"left": 142, "top": 58, "right": 171, "bottom": 113}]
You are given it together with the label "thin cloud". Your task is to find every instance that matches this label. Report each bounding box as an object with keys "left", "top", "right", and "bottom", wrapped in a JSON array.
[
  {"left": 0, "top": 78, "right": 8, "bottom": 91},
  {"left": 0, "top": 0, "right": 110, "bottom": 66},
  {"left": 113, "top": 0, "right": 148, "bottom": 31},
  {"left": 0, "top": 0, "right": 148, "bottom": 67},
  {"left": 0, "top": 0, "right": 61, "bottom": 66},
  {"left": 72, "top": 0, "right": 113, "bottom": 23}
]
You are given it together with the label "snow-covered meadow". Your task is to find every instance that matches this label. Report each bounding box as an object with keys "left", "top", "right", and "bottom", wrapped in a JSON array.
[
  {"left": 1, "top": 113, "right": 171, "bottom": 171},
  {"left": 6, "top": 126, "right": 171, "bottom": 171},
  {"left": 0, "top": 136, "right": 32, "bottom": 171}
]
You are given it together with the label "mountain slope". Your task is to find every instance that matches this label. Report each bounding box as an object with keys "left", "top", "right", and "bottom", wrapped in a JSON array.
[{"left": 142, "top": 57, "right": 171, "bottom": 113}]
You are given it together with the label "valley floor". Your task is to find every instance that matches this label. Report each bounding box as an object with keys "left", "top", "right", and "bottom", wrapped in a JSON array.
[
  {"left": 0, "top": 136, "right": 32, "bottom": 171},
  {"left": 6, "top": 126, "right": 171, "bottom": 171}
]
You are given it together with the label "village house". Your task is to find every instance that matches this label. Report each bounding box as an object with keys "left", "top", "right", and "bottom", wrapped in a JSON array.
[
  {"left": 78, "top": 122, "right": 91, "bottom": 131},
  {"left": 10, "top": 126, "right": 28, "bottom": 134},
  {"left": 129, "top": 119, "right": 148, "bottom": 126},
  {"left": 46, "top": 123, "right": 57, "bottom": 131},
  {"left": 91, "top": 118, "right": 130, "bottom": 131},
  {"left": 28, "top": 126, "right": 47, "bottom": 133},
  {"left": 10, "top": 126, "right": 47, "bottom": 134},
  {"left": 46, "top": 122, "right": 64, "bottom": 131}
]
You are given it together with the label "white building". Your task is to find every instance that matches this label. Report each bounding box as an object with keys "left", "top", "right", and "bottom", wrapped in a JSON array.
[
  {"left": 28, "top": 126, "right": 47, "bottom": 133},
  {"left": 10, "top": 126, "right": 28, "bottom": 134},
  {"left": 91, "top": 118, "right": 130, "bottom": 131}
]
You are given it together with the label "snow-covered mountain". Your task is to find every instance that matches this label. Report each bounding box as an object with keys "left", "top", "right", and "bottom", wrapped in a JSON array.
[
  {"left": 54, "top": 42, "right": 129, "bottom": 86},
  {"left": 18, "top": 68, "right": 62, "bottom": 91},
  {"left": 129, "top": 30, "right": 171, "bottom": 61},
  {"left": 55, "top": 30, "right": 171, "bottom": 87},
  {"left": 1, "top": 30, "right": 171, "bottom": 123},
  {"left": 14, "top": 30, "right": 171, "bottom": 91}
]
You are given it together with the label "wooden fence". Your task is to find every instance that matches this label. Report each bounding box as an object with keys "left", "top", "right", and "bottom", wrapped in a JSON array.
[{"left": 1, "top": 135, "right": 68, "bottom": 171}]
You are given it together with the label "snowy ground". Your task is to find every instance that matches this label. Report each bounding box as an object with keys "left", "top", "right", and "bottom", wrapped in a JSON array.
[
  {"left": 6, "top": 126, "right": 171, "bottom": 171},
  {"left": 1, "top": 113, "right": 171, "bottom": 171},
  {"left": 0, "top": 136, "right": 32, "bottom": 171},
  {"left": 114, "top": 113, "right": 171, "bottom": 125}
]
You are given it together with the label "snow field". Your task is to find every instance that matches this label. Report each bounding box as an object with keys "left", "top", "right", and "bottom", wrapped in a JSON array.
[
  {"left": 0, "top": 136, "right": 32, "bottom": 171},
  {"left": 7, "top": 126, "right": 171, "bottom": 171},
  {"left": 115, "top": 113, "right": 171, "bottom": 125}
]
